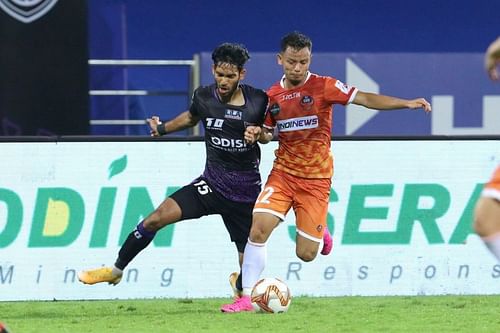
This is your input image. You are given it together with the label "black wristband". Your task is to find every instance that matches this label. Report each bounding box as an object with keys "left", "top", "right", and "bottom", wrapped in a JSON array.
[{"left": 156, "top": 123, "right": 167, "bottom": 136}]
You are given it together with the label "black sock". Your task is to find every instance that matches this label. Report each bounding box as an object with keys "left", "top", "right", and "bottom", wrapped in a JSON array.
[
  {"left": 114, "top": 221, "right": 156, "bottom": 270},
  {"left": 236, "top": 270, "right": 243, "bottom": 291}
]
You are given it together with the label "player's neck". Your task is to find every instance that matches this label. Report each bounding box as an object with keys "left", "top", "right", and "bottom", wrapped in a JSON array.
[
  {"left": 282, "top": 72, "right": 309, "bottom": 89},
  {"left": 284, "top": 80, "right": 302, "bottom": 90},
  {"left": 218, "top": 86, "right": 244, "bottom": 106}
]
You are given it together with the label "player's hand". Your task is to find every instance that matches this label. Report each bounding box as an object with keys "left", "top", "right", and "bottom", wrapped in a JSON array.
[
  {"left": 486, "top": 59, "right": 500, "bottom": 80},
  {"left": 146, "top": 116, "right": 161, "bottom": 137},
  {"left": 408, "top": 98, "right": 432, "bottom": 113},
  {"left": 244, "top": 126, "right": 262, "bottom": 144},
  {"left": 485, "top": 37, "right": 500, "bottom": 81}
]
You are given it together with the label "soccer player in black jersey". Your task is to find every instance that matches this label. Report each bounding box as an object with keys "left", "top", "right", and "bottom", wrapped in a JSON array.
[{"left": 78, "top": 43, "right": 269, "bottom": 297}]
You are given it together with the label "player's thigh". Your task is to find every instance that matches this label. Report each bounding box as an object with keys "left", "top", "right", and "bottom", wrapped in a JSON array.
[
  {"left": 253, "top": 170, "right": 294, "bottom": 220},
  {"left": 293, "top": 177, "right": 331, "bottom": 242},
  {"left": 221, "top": 200, "right": 254, "bottom": 253},
  {"left": 169, "top": 177, "right": 218, "bottom": 220}
]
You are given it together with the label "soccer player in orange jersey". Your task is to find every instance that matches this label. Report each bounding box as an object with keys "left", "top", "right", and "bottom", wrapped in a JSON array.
[
  {"left": 473, "top": 36, "right": 500, "bottom": 262},
  {"left": 222, "top": 31, "right": 431, "bottom": 312}
]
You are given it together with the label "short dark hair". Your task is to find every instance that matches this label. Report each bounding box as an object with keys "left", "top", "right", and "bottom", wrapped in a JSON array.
[
  {"left": 280, "top": 31, "right": 312, "bottom": 53},
  {"left": 212, "top": 43, "right": 250, "bottom": 71}
]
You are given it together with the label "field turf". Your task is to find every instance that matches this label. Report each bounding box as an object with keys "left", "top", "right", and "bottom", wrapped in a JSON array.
[{"left": 1, "top": 295, "right": 499, "bottom": 332}]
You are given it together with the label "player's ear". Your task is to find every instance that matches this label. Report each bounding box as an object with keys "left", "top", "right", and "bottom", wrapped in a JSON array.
[
  {"left": 239, "top": 68, "right": 246, "bottom": 80},
  {"left": 277, "top": 53, "right": 283, "bottom": 65},
  {"left": 211, "top": 64, "right": 216, "bottom": 76}
]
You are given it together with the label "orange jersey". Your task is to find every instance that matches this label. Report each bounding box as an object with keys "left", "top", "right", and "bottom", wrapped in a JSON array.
[
  {"left": 483, "top": 165, "right": 500, "bottom": 200},
  {"left": 265, "top": 72, "right": 357, "bottom": 178}
]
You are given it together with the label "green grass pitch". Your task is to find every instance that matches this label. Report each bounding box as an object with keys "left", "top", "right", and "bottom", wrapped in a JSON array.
[{"left": 1, "top": 295, "right": 500, "bottom": 332}]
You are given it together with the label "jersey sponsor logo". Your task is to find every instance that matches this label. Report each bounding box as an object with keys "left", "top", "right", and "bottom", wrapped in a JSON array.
[
  {"left": 224, "top": 109, "right": 242, "bottom": 120},
  {"left": 206, "top": 118, "right": 224, "bottom": 130},
  {"left": 335, "top": 79, "right": 351, "bottom": 95},
  {"left": 281, "top": 91, "right": 301, "bottom": 101},
  {"left": 0, "top": 0, "right": 58, "bottom": 23},
  {"left": 276, "top": 115, "right": 318, "bottom": 132},
  {"left": 269, "top": 103, "right": 280, "bottom": 116},
  {"left": 210, "top": 136, "right": 247, "bottom": 149}
]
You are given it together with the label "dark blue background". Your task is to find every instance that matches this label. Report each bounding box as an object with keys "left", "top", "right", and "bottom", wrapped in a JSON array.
[
  {"left": 88, "top": 0, "right": 500, "bottom": 135},
  {"left": 89, "top": 0, "right": 500, "bottom": 57}
]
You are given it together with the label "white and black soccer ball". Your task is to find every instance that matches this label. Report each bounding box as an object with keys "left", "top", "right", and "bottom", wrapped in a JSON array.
[
  {"left": 251, "top": 277, "right": 292, "bottom": 313},
  {"left": 0, "top": 322, "right": 10, "bottom": 333}
]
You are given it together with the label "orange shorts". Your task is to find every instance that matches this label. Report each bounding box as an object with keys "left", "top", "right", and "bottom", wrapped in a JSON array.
[
  {"left": 482, "top": 165, "right": 500, "bottom": 200},
  {"left": 253, "top": 168, "right": 331, "bottom": 242}
]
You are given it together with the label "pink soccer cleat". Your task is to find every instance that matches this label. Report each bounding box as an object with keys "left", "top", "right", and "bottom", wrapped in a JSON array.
[
  {"left": 220, "top": 295, "right": 253, "bottom": 313},
  {"left": 321, "top": 228, "right": 333, "bottom": 255}
]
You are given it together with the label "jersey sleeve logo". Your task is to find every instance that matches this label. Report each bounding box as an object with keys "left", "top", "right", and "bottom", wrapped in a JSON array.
[
  {"left": 334, "top": 79, "right": 351, "bottom": 95},
  {"left": 269, "top": 103, "right": 280, "bottom": 116}
]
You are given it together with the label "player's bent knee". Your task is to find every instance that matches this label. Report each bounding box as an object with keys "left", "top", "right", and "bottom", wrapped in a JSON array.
[
  {"left": 144, "top": 199, "right": 182, "bottom": 231},
  {"left": 250, "top": 213, "right": 280, "bottom": 243},
  {"left": 143, "top": 209, "right": 171, "bottom": 231},
  {"left": 296, "top": 249, "right": 317, "bottom": 262},
  {"left": 473, "top": 214, "right": 486, "bottom": 236},
  {"left": 249, "top": 228, "right": 269, "bottom": 243},
  {"left": 473, "top": 197, "right": 500, "bottom": 237},
  {"left": 249, "top": 223, "right": 274, "bottom": 243},
  {"left": 142, "top": 216, "right": 163, "bottom": 232}
]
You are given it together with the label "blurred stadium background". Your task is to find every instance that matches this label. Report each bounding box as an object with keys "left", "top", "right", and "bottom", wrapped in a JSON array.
[{"left": 1, "top": 0, "right": 499, "bottom": 136}]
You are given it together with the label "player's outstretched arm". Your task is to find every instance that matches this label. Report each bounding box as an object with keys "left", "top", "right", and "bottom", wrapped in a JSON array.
[
  {"left": 485, "top": 37, "right": 500, "bottom": 81},
  {"left": 147, "top": 111, "right": 200, "bottom": 137},
  {"left": 352, "top": 91, "right": 431, "bottom": 113}
]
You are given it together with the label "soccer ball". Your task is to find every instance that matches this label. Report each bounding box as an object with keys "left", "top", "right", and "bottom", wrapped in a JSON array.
[
  {"left": 0, "top": 322, "right": 10, "bottom": 333},
  {"left": 251, "top": 277, "right": 291, "bottom": 313}
]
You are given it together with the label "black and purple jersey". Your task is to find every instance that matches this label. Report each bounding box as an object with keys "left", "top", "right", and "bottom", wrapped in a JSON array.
[{"left": 189, "top": 84, "right": 268, "bottom": 203}]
